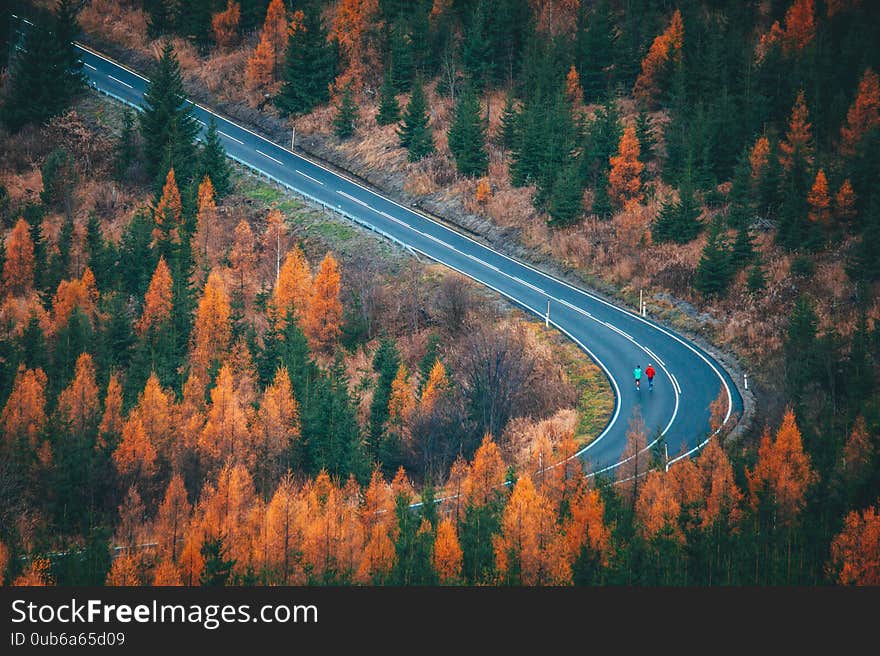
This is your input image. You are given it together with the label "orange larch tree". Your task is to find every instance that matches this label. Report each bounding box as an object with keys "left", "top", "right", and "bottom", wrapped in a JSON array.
[
  {"left": 152, "top": 560, "right": 183, "bottom": 585},
  {"left": 747, "top": 408, "right": 817, "bottom": 527},
  {"left": 779, "top": 0, "right": 816, "bottom": 54},
  {"left": 464, "top": 433, "right": 506, "bottom": 506},
  {"left": 14, "top": 558, "right": 54, "bottom": 586},
  {"left": 829, "top": 502, "right": 880, "bottom": 585},
  {"left": 256, "top": 366, "right": 300, "bottom": 488},
  {"left": 779, "top": 90, "right": 814, "bottom": 170},
  {"left": 263, "top": 209, "right": 289, "bottom": 284},
  {"left": 433, "top": 518, "right": 463, "bottom": 584},
  {"left": 607, "top": 125, "right": 644, "bottom": 208},
  {"left": 565, "top": 64, "right": 583, "bottom": 105},
  {"left": 98, "top": 373, "right": 124, "bottom": 450},
  {"left": 493, "top": 474, "right": 571, "bottom": 585},
  {"left": 128, "top": 373, "right": 177, "bottom": 469},
  {"left": 262, "top": 0, "right": 289, "bottom": 78},
  {"left": 154, "top": 168, "right": 183, "bottom": 244},
  {"left": 356, "top": 522, "right": 396, "bottom": 584},
  {"left": 696, "top": 439, "right": 743, "bottom": 531},
  {"left": 50, "top": 268, "right": 99, "bottom": 333},
  {"left": 834, "top": 179, "right": 857, "bottom": 222},
  {"left": 635, "top": 470, "right": 683, "bottom": 544},
  {"left": 136, "top": 256, "right": 173, "bottom": 335},
  {"left": 749, "top": 135, "right": 771, "bottom": 180},
  {"left": 261, "top": 474, "right": 305, "bottom": 584},
  {"left": 304, "top": 252, "right": 343, "bottom": 351},
  {"left": 197, "top": 462, "right": 260, "bottom": 574},
  {"left": 57, "top": 352, "right": 100, "bottom": 436},
  {"left": 562, "top": 485, "right": 611, "bottom": 567},
  {"left": 154, "top": 473, "right": 192, "bottom": 564},
  {"left": 2, "top": 218, "right": 35, "bottom": 296},
  {"left": 106, "top": 554, "right": 142, "bottom": 585},
  {"left": 632, "top": 9, "right": 684, "bottom": 104},
  {"left": 807, "top": 169, "right": 831, "bottom": 224},
  {"left": 475, "top": 178, "right": 492, "bottom": 204},
  {"left": 230, "top": 219, "right": 256, "bottom": 303},
  {"left": 1, "top": 365, "right": 48, "bottom": 454},
  {"left": 191, "top": 271, "right": 232, "bottom": 378},
  {"left": 115, "top": 485, "right": 148, "bottom": 550},
  {"left": 212, "top": 0, "right": 241, "bottom": 50},
  {"left": 840, "top": 416, "right": 873, "bottom": 485},
  {"left": 332, "top": 0, "right": 380, "bottom": 91},
  {"left": 388, "top": 363, "right": 415, "bottom": 428},
  {"left": 271, "top": 244, "right": 312, "bottom": 329},
  {"left": 114, "top": 411, "right": 159, "bottom": 490},
  {"left": 192, "top": 176, "right": 221, "bottom": 281},
  {"left": 245, "top": 33, "right": 276, "bottom": 97},
  {"left": 840, "top": 68, "right": 880, "bottom": 156},
  {"left": 361, "top": 467, "right": 394, "bottom": 535},
  {"left": 198, "top": 362, "right": 254, "bottom": 470},
  {"left": 617, "top": 409, "right": 649, "bottom": 507},
  {"left": 0, "top": 540, "right": 7, "bottom": 585},
  {"left": 419, "top": 359, "right": 447, "bottom": 413}
]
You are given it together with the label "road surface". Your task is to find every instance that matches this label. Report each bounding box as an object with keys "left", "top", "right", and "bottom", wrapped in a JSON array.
[{"left": 71, "top": 40, "right": 743, "bottom": 476}]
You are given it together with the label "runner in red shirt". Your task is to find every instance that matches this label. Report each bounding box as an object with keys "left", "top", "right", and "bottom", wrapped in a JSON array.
[{"left": 645, "top": 364, "right": 656, "bottom": 391}]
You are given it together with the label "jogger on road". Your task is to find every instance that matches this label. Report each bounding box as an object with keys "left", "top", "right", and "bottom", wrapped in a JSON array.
[
  {"left": 645, "top": 364, "right": 656, "bottom": 391},
  {"left": 633, "top": 365, "right": 642, "bottom": 391}
]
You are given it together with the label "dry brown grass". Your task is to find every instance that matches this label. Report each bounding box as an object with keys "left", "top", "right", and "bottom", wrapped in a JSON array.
[{"left": 79, "top": 0, "right": 149, "bottom": 53}]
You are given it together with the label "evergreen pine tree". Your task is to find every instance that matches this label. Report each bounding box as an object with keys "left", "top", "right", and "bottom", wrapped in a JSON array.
[
  {"left": 198, "top": 118, "right": 232, "bottom": 197},
  {"left": 46, "top": 213, "right": 74, "bottom": 293},
  {"left": 848, "top": 193, "right": 880, "bottom": 283},
  {"left": 727, "top": 148, "right": 754, "bottom": 228},
  {"left": 498, "top": 91, "right": 519, "bottom": 150},
  {"left": 144, "top": 0, "right": 173, "bottom": 38},
  {"left": 369, "top": 338, "right": 400, "bottom": 455},
  {"left": 461, "top": 0, "right": 490, "bottom": 87},
  {"left": 139, "top": 42, "right": 200, "bottom": 184},
  {"left": 548, "top": 164, "right": 584, "bottom": 227},
  {"left": 730, "top": 225, "right": 756, "bottom": 270},
  {"left": 274, "top": 3, "right": 336, "bottom": 116},
  {"left": 200, "top": 538, "right": 235, "bottom": 586},
  {"left": 635, "top": 109, "right": 656, "bottom": 163},
  {"left": 694, "top": 218, "right": 733, "bottom": 298},
  {"left": 333, "top": 82, "right": 358, "bottom": 139},
  {"left": 376, "top": 68, "right": 401, "bottom": 126},
  {"left": 178, "top": 0, "right": 214, "bottom": 53},
  {"left": 1, "top": 2, "right": 85, "bottom": 131},
  {"left": 592, "top": 171, "right": 613, "bottom": 219},
  {"left": 397, "top": 78, "right": 434, "bottom": 161},
  {"left": 113, "top": 110, "right": 139, "bottom": 184},
  {"left": 389, "top": 24, "right": 414, "bottom": 93},
  {"left": 653, "top": 169, "right": 703, "bottom": 244},
  {"left": 576, "top": 0, "right": 615, "bottom": 102},
  {"left": 448, "top": 84, "right": 489, "bottom": 177},
  {"left": 746, "top": 261, "right": 766, "bottom": 295}
]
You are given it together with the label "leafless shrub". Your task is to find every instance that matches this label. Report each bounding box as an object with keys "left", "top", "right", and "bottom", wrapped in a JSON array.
[{"left": 433, "top": 273, "right": 473, "bottom": 335}]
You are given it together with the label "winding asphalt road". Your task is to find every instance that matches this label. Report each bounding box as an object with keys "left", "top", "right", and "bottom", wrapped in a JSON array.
[{"left": 69, "top": 39, "right": 742, "bottom": 476}]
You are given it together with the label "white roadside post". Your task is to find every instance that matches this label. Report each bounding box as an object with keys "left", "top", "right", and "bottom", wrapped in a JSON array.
[
  {"left": 546, "top": 299, "right": 550, "bottom": 328},
  {"left": 744, "top": 373, "right": 749, "bottom": 391}
]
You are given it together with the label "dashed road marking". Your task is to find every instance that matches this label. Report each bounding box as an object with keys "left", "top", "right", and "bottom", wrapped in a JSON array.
[{"left": 256, "top": 149, "right": 284, "bottom": 165}]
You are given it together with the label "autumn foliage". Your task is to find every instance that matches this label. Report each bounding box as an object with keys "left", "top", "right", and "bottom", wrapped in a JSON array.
[
  {"left": 304, "top": 252, "right": 342, "bottom": 351},
  {"left": 747, "top": 408, "right": 817, "bottom": 527},
  {"left": 607, "top": 125, "right": 643, "bottom": 208},
  {"left": 807, "top": 169, "right": 831, "bottom": 224},
  {"left": 633, "top": 9, "right": 684, "bottom": 104},
  {"left": 212, "top": 1, "right": 241, "bottom": 50},
  {"left": 840, "top": 68, "right": 880, "bottom": 157},
  {"left": 829, "top": 502, "right": 880, "bottom": 585},
  {"left": 136, "top": 257, "right": 173, "bottom": 335},
  {"left": 3, "top": 218, "right": 35, "bottom": 296},
  {"left": 779, "top": 90, "right": 814, "bottom": 170}
]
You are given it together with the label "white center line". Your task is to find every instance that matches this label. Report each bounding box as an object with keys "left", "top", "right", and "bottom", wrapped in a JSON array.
[
  {"left": 256, "top": 149, "right": 284, "bottom": 165},
  {"left": 296, "top": 169, "right": 323, "bottom": 185},
  {"left": 378, "top": 210, "right": 408, "bottom": 227},
  {"left": 337, "top": 190, "right": 372, "bottom": 209},
  {"left": 219, "top": 130, "right": 244, "bottom": 145},
  {"left": 107, "top": 74, "right": 133, "bottom": 89},
  {"left": 84, "top": 62, "right": 97, "bottom": 71}
]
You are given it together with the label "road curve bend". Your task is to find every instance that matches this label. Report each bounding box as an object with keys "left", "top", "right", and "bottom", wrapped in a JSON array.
[{"left": 72, "top": 40, "right": 743, "bottom": 475}]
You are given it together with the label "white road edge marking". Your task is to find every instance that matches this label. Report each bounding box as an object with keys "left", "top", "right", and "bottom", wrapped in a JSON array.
[
  {"left": 84, "top": 63, "right": 97, "bottom": 71},
  {"left": 256, "top": 149, "right": 284, "bottom": 165}
]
